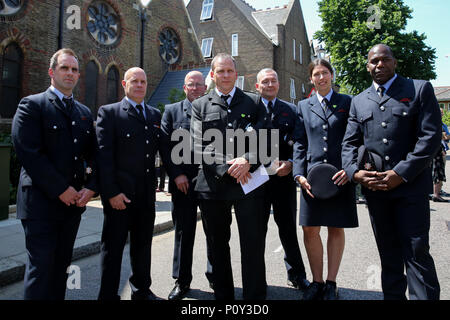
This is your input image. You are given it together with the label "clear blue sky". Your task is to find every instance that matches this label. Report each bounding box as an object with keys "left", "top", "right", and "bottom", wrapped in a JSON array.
[{"left": 184, "top": 0, "right": 449, "bottom": 87}]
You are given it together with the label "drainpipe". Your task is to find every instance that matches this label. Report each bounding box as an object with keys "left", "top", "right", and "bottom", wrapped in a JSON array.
[
  {"left": 140, "top": 8, "right": 147, "bottom": 68},
  {"left": 58, "top": 0, "right": 65, "bottom": 49}
]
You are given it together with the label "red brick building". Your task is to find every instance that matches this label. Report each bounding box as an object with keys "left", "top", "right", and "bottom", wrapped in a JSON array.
[{"left": 0, "top": 0, "right": 203, "bottom": 131}]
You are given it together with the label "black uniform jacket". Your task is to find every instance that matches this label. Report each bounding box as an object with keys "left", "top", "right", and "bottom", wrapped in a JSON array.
[
  {"left": 96, "top": 98, "right": 179, "bottom": 207},
  {"left": 161, "top": 98, "right": 199, "bottom": 193},
  {"left": 12, "top": 88, "right": 98, "bottom": 220},
  {"left": 190, "top": 88, "right": 268, "bottom": 200},
  {"left": 342, "top": 76, "right": 441, "bottom": 197}
]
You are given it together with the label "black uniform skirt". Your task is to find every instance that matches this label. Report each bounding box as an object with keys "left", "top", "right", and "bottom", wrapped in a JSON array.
[{"left": 299, "top": 183, "right": 358, "bottom": 228}]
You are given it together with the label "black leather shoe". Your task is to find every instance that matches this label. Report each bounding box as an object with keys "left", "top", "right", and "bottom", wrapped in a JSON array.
[
  {"left": 322, "top": 282, "right": 339, "bottom": 300},
  {"left": 301, "top": 282, "right": 324, "bottom": 300},
  {"left": 288, "top": 277, "right": 310, "bottom": 290},
  {"left": 131, "top": 290, "right": 162, "bottom": 300},
  {"left": 432, "top": 196, "right": 449, "bottom": 202},
  {"left": 168, "top": 283, "right": 190, "bottom": 300}
]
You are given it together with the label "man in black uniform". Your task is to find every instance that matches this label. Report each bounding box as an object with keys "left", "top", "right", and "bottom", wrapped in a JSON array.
[
  {"left": 342, "top": 44, "right": 441, "bottom": 300},
  {"left": 12, "top": 48, "right": 97, "bottom": 300},
  {"left": 96, "top": 67, "right": 179, "bottom": 300},
  {"left": 255, "top": 68, "right": 309, "bottom": 290},
  {"left": 191, "top": 53, "right": 268, "bottom": 300},
  {"left": 162, "top": 71, "right": 213, "bottom": 300}
]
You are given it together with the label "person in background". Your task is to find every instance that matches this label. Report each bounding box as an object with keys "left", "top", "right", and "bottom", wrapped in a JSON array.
[
  {"left": 431, "top": 108, "right": 449, "bottom": 202},
  {"left": 161, "top": 71, "right": 214, "bottom": 300},
  {"left": 155, "top": 152, "right": 166, "bottom": 192},
  {"left": 255, "top": 68, "right": 309, "bottom": 292}
]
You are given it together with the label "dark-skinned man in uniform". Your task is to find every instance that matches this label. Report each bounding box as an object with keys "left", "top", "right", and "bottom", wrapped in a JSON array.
[{"left": 342, "top": 44, "right": 441, "bottom": 300}]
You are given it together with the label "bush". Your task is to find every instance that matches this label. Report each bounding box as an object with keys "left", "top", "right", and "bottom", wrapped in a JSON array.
[
  {"left": 168, "top": 88, "right": 185, "bottom": 104},
  {"left": 442, "top": 109, "right": 450, "bottom": 127}
]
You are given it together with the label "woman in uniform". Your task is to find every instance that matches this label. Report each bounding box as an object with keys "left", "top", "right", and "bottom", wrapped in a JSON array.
[{"left": 293, "top": 59, "right": 358, "bottom": 300}]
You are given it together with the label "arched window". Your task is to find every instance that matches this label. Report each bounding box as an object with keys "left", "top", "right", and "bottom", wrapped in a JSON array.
[
  {"left": 1, "top": 43, "right": 22, "bottom": 118},
  {"left": 107, "top": 66, "right": 119, "bottom": 104},
  {"left": 85, "top": 61, "right": 98, "bottom": 114}
]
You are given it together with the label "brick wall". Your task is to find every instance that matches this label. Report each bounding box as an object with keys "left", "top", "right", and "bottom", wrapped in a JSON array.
[
  {"left": 274, "top": 0, "right": 312, "bottom": 104},
  {"left": 0, "top": 0, "right": 203, "bottom": 130},
  {"left": 187, "top": 0, "right": 312, "bottom": 103},
  {"left": 187, "top": 0, "right": 274, "bottom": 93}
]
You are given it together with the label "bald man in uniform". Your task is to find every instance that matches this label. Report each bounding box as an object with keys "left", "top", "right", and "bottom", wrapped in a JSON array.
[
  {"left": 96, "top": 67, "right": 180, "bottom": 300},
  {"left": 161, "top": 71, "right": 213, "bottom": 300}
]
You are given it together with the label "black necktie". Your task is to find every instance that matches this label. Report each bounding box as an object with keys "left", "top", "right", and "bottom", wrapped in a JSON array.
[
  {"left": 62, "top": 97, "right": 74, "bottom": 113},
  {"left": 377, "top": 86, "right": 385, "bottom": 98},
  {"left": 267, "top": 100, "right": 274, "bottom": 118},
  {"left": 136, "top": 104, "right": 146, "bottom": 122},
  {"left": 221, "top": 95, "right": 230, "bottom": 107}
]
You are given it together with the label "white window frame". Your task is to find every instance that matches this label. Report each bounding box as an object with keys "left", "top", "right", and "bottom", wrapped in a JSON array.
[
  {"left": 231, "top": 34, "right": 239, "bottom": 57},
  {"left": 290, "top": 78, "right": 296, "bottom": 103},
  {"left": 293, "top": 39, "right": 296, "bottom": 61},
  {"left": 200, "top": 0, "right": 214, "bottom": 21},
  {"left": 236, "top": 76, "right": 244, "bottom": 90},
  {"left": 299, "top": 42, "right": 303, "bottom": 64},
  {"left": 201, "top": 38, "right": 214, "bottom": 58}
]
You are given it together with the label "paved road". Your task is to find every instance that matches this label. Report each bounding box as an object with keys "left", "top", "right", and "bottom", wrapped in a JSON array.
[{"left": 0, "top": 197, "right": 448, "bottom": 300}]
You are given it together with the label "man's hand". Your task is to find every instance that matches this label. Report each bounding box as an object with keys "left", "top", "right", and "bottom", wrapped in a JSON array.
[
  {"left": 109, "top": 193, "right": 131, "bottom": 211},
  {"left": 227, "top": 157, "right": 251, "bottom": 185},
  {"left": 332, "top": 170, "right": 349, "bottom": 186},
  {"left": 59, "top": 186, "right": 81, "bottom": 206},
  {"left": 353, "top": 170, "right": 385, "bottom": 191},
  {"left": 76, "top": 188, "right": 96, "bottom": 207},
  {"left": 275, "top": 161, "right": 293, "bottom": 177},
  {"left": 296, "top": 176, "right": 314, "bottom": 198},
  {"left": 368, "top": 170, "right": 404, "bottom": 191},
  {"left": 175, "top": 174, "right": 189, "bottom": 195}
]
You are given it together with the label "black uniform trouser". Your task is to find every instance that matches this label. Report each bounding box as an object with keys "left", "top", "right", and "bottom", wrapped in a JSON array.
[
  {"left": 199, "top": 197, "right": 267, "bottom": 300},
  {"left": 21, "top": 213, "right": 81, "bottom": 300},
  {"left": 98, "top": 202, "right": 155, "bottom": 300},
  {"left": 366, "top": 194, "right": 440, "bottom": 300},
  {"left": 263, "top": 177, "right": 306, "bottom": 282},
  {"left": 171, "top": 188, "right": 213, "bottom": 286}
]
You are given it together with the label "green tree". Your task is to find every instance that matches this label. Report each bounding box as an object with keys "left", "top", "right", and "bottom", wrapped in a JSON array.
[
  {"left": 315, "top": 0, "right": 437, "bottom": 94},
  {"left": 168, "top": 88, "right": 186, "bottom": 104}
]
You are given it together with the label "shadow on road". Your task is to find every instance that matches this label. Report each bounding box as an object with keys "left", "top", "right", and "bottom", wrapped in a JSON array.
[{"left": 182, "top": 285, "right": 383, "bottom": 301}]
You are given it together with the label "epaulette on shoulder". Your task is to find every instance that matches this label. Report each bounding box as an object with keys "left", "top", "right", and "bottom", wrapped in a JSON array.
[{"left": 243, "top": 90, "right": 260, "bottom": 103}]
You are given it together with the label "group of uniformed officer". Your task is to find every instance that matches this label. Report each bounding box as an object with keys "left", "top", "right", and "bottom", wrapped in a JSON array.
[{"left": 11, "top": 44, "right": 441, "bottom": 301}]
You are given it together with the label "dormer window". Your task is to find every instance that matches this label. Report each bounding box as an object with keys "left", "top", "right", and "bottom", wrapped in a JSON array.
[
  {"left": 200, "top": 0, "right": 214, "bottom": 21},
  {"left": 201, "top": 38, "right": 214, "bottom": 58}
]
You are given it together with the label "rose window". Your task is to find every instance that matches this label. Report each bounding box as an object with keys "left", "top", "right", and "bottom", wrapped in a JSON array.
[
  {"left": 87, "top": 2, "right": 120, "bottom": 46},
  {"left": 0, "top": 0, "right": 23, "bottom": 16},
  {"left": 159, "top": 28, "right": 180, "bottom": 65}
]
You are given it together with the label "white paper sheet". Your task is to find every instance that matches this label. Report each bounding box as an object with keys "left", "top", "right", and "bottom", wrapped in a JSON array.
[{"left": 240, "top": 165, "right": 270, "bottom": 195}]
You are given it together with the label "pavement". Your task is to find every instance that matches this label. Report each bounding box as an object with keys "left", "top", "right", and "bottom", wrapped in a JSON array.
[
  {"left": 1, "top": 172, "right": 449, "bottom": 299},
  {"left": 0, "top": 190, "right": 180, "bottom": 287}
]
